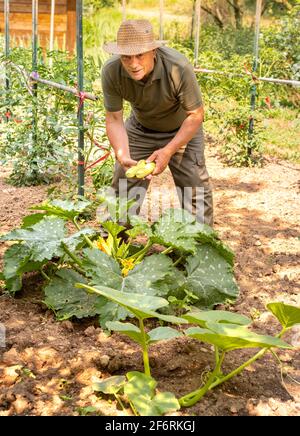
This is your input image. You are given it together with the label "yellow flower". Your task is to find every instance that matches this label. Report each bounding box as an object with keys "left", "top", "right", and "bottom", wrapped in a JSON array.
[{"left": 120, "top": 258, "right": 135, "bottom": 277}]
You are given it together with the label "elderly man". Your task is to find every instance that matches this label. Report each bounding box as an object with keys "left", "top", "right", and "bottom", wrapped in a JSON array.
[{"left": 101, "top": 19, "right": 213, "bottom": 226}]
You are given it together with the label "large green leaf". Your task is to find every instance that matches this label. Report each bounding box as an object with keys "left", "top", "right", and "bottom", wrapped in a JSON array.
[
  {"left": 152, "top": 209, "right": 201, "bottom": 254},
  {"left": 82, "top": 248, "right": 122, "bottom": 288},
  {"left": 183, "top": 309, "right": 251, "bottom": 327},
  {"left": 30, "top": 199, "right": 91, "bottom": 221},
  {"left": 93, "top": 376, "right": 126, "bottom": 395},
  {"left": 124, "top": 371, "right": 180, "bottom": 416},
  {"left": 101, "top": 221, "right": 126, "bottom": 238},
  {"left": 1, "top": 217, "right": 94, "bottom": 262},
  {"left": 267, "top": 302, "right": 300, "bottom": 329},
  {"left": 1, "top": 243, "right": 44, "bottom": 293},
  {"left": 186, "top": 322, "right": 291, "bottom": 352},
  {"left": 127, "top": 215, "right": 153, "bottom": 238},
  {"left": 82, "top": 249, "right": 185, "bottom": 326},
  {"left": 123, "top": 254, "right": 178, "bottom": 297},
  {"left": 44, "top": 269, "right": 104, "bottom": 320},
  {"left": 21, "top": 213, "right": 46, "bottom": 228},
  {"left": 196, "top": 233, "right": 235, "bottom": 266},
  {"left": 106, "top": 321, "right": 145, "bottom": 346},
  {"left": 76, "top": 283, "right": 187, "bottom": 325},
  {"left": 147, "top": 327, "right": 183, "bottom": 344},
  {"left": 184, "top": 244, "right": 239, "bottom": 308}
]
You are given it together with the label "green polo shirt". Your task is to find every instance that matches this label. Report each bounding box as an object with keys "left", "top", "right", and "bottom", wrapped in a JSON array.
[{"left": 101, "top": 46, "right": 203, "bottom": 132}]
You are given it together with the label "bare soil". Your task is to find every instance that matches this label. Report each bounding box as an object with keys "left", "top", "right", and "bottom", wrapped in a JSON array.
[{"left": 0, "top": 145, "right": 299, "bottom": 416}]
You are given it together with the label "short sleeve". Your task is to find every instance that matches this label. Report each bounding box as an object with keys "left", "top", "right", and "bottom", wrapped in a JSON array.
[
  {"left": 177, "top": 63, "right": 203, "bottom": 111},
  {"left": 101, "top": 65, "right": 123, "bottom": 112}
]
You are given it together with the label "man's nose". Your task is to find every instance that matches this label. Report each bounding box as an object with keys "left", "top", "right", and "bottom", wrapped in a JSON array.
[{"left": 129, "top": 56, "right": 139, "bottom": 67}]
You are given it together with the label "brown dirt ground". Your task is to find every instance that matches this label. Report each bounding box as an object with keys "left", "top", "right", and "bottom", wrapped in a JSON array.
[{"left": 0, "top": 144, "right": 299, "bottom": 416}]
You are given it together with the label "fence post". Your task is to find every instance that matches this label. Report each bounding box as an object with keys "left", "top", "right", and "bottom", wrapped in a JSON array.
[
  {"left": 32, "top": 0, "right": 38, "bottom": 149},
  {"left": 159, "top": 0, "right": 164, "bottom": 40},
  {"left": 76, "top": 0, "right": 85, "bottom": 197},
  {"left": 4, "top": 0, "right": 10, "bottom": 122},
  {"left": 248, "top": 0, "right": 262, "bottom": 153},
  {"left": 122, "top": 0, "right": 126, "bottom": 21},
  {"left": 194, "top": 0, "right": 201, "bottom": 67},
  {"left": 49, "top": 0, "right": 55, "bottom": 68}
]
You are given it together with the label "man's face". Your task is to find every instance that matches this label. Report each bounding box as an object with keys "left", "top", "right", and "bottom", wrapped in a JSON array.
[{"left": 120, "top": 50, "right": 156, "bottom": 81}]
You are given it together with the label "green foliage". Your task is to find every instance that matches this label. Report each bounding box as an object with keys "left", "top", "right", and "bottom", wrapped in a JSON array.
[
  {"left": 0, "top": 216, "right": 94, "bottom": 262},
  {"left": 185, "top": 323, "right": 290, "bottom": 352},
  {"left": 218, "top": 106, "right": 265, "bottom": 167},
  {"left": 183, "top": 245, "right": 239, "bottom": 308},
  {"left": 94, "top": 371, "right": 180, "bottom": 416},
  {"left": 179, "top": 302, "right": 296, "bottom": 407},
  {"left": 1, "top": 243, "right": 45, "bottom": 294},
  {"left": 0, "top": 48, "right": 105, "bottom": 187},
  {"left": 0, "top": 199, "right": 239, "bottom": 325},
  {"left": 44, "top": 269, "right": 102, "bottom": 320},
  {"left": 267, "top": 302, "right": 300, "bottom": 330},
  {"left": 124, "top": 371, "right": 180, "bottom": 416}
]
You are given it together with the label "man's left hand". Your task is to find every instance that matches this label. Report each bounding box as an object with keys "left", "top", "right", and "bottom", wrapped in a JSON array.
[{"left": 146, "top": 148, "right": 172, "bottom": 177}]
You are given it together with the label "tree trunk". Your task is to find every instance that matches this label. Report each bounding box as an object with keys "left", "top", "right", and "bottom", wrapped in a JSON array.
[
  {"left": 191, "top": 0, "right": 196, "bottom": 40},
  {"left": 226, "top": 0, "right": 244, "bottom": 28},
  {"left": 201, "top": 5, "right": 224, "bottom": 28}
]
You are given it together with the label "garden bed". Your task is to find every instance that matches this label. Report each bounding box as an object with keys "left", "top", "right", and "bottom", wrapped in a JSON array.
[{"left": 0, "top": 145, "right": 299, "bottom": 416}]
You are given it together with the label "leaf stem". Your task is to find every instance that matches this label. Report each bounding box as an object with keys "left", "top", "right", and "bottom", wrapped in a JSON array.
[
  {"left": 161, "top": 246, "right": 173, "bottom": 255},
  {"left": 139, "top": 318, "right": 151, "bottom": 377},
  {"left": 179, "top": 351, "right": 225, "bottom": 407},
  {"left": 173, "top": 255, "right": 184, "bottom": 267},
  {"left": 40, "top": 269, "right": 50, "bottom": 281},
  {"left": 73, "top": 217, "right": 94, "bottom": 249},
  {"left": 208, "top": 327, "right": 287, "bottom": 392},
  {"left": 61, "top": 242, "right": 84, "bottom": 268},
  {"left": 127, "top": 240, "right": 153, "bottom": 262}
]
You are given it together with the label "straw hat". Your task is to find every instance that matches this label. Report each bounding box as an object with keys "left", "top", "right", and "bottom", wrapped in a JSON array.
[{"left": 103, "top": 19, "right": 163, "bottom": 56}]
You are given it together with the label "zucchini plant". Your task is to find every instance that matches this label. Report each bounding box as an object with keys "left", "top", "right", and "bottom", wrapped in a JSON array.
[
  {"left": 0, "top": 197, "right": 239, "bottom": 327},
  {"left": 76, "top": 282, "right": 185, "bottom": 416}
]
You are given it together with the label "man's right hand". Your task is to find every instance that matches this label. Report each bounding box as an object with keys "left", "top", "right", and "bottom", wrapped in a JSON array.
[{"left": 119, "top": 156, "right": 137, "bottom": 171}]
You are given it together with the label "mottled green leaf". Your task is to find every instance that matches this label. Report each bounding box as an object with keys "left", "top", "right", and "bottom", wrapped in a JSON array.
[
  {"left": 185, "top": 244, "right": 239, "bottom": 308},
  {"left": 152, "top": 209, "right": 200, "bottom": 254},
  {"left": 2, "top": 243, "right": 44, "bottom": 293},
  {"left": 44, "top": 269, "right": 103, "bottom": 320},
  {"left": 1, "top": 217, "right": 94, "bottom": 262},
  {"left": 127, "top": 215, "right": 153, "bottom": 238},
  {"left": 123, "top": 254, "right": 177, "bottom": 297}
]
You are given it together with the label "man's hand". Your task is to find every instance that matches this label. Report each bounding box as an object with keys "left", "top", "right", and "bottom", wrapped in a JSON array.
[
  {"left": 146, "top": 148, "right": 172, "bottom": 177},
  {"left": 119, "top": 156, "right": 137, "bottom": 171}
]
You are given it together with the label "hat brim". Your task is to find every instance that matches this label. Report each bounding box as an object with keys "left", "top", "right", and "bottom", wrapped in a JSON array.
[{"left": 103, "top": 41, "right": 164, "bottom": 55}]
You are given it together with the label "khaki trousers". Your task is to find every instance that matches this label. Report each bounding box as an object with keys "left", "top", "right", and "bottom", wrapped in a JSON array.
[{"left": 112, "top": 115, "right": 214, "bottom": 226}]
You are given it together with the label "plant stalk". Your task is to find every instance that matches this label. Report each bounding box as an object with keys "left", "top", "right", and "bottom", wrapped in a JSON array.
[
  {"left": 73, "top": 216, "right": 94, "bottom": 249},
  {"left": 61, "top": 242, "right": 84, "bottom": 268},
  {"left": 179, "top": 351, "right": 225, "bottom": 407},
  {"left": 139, "top": 318, "right": 151, "bottom": 377}
]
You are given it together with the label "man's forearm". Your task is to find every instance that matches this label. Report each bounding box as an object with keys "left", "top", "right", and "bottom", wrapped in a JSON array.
[
  {"left": 106, "top": 117, "right": 130, "bottom": 163},
  {"left": 163, "top": 109, "right": 204, "bottom": 157}
]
